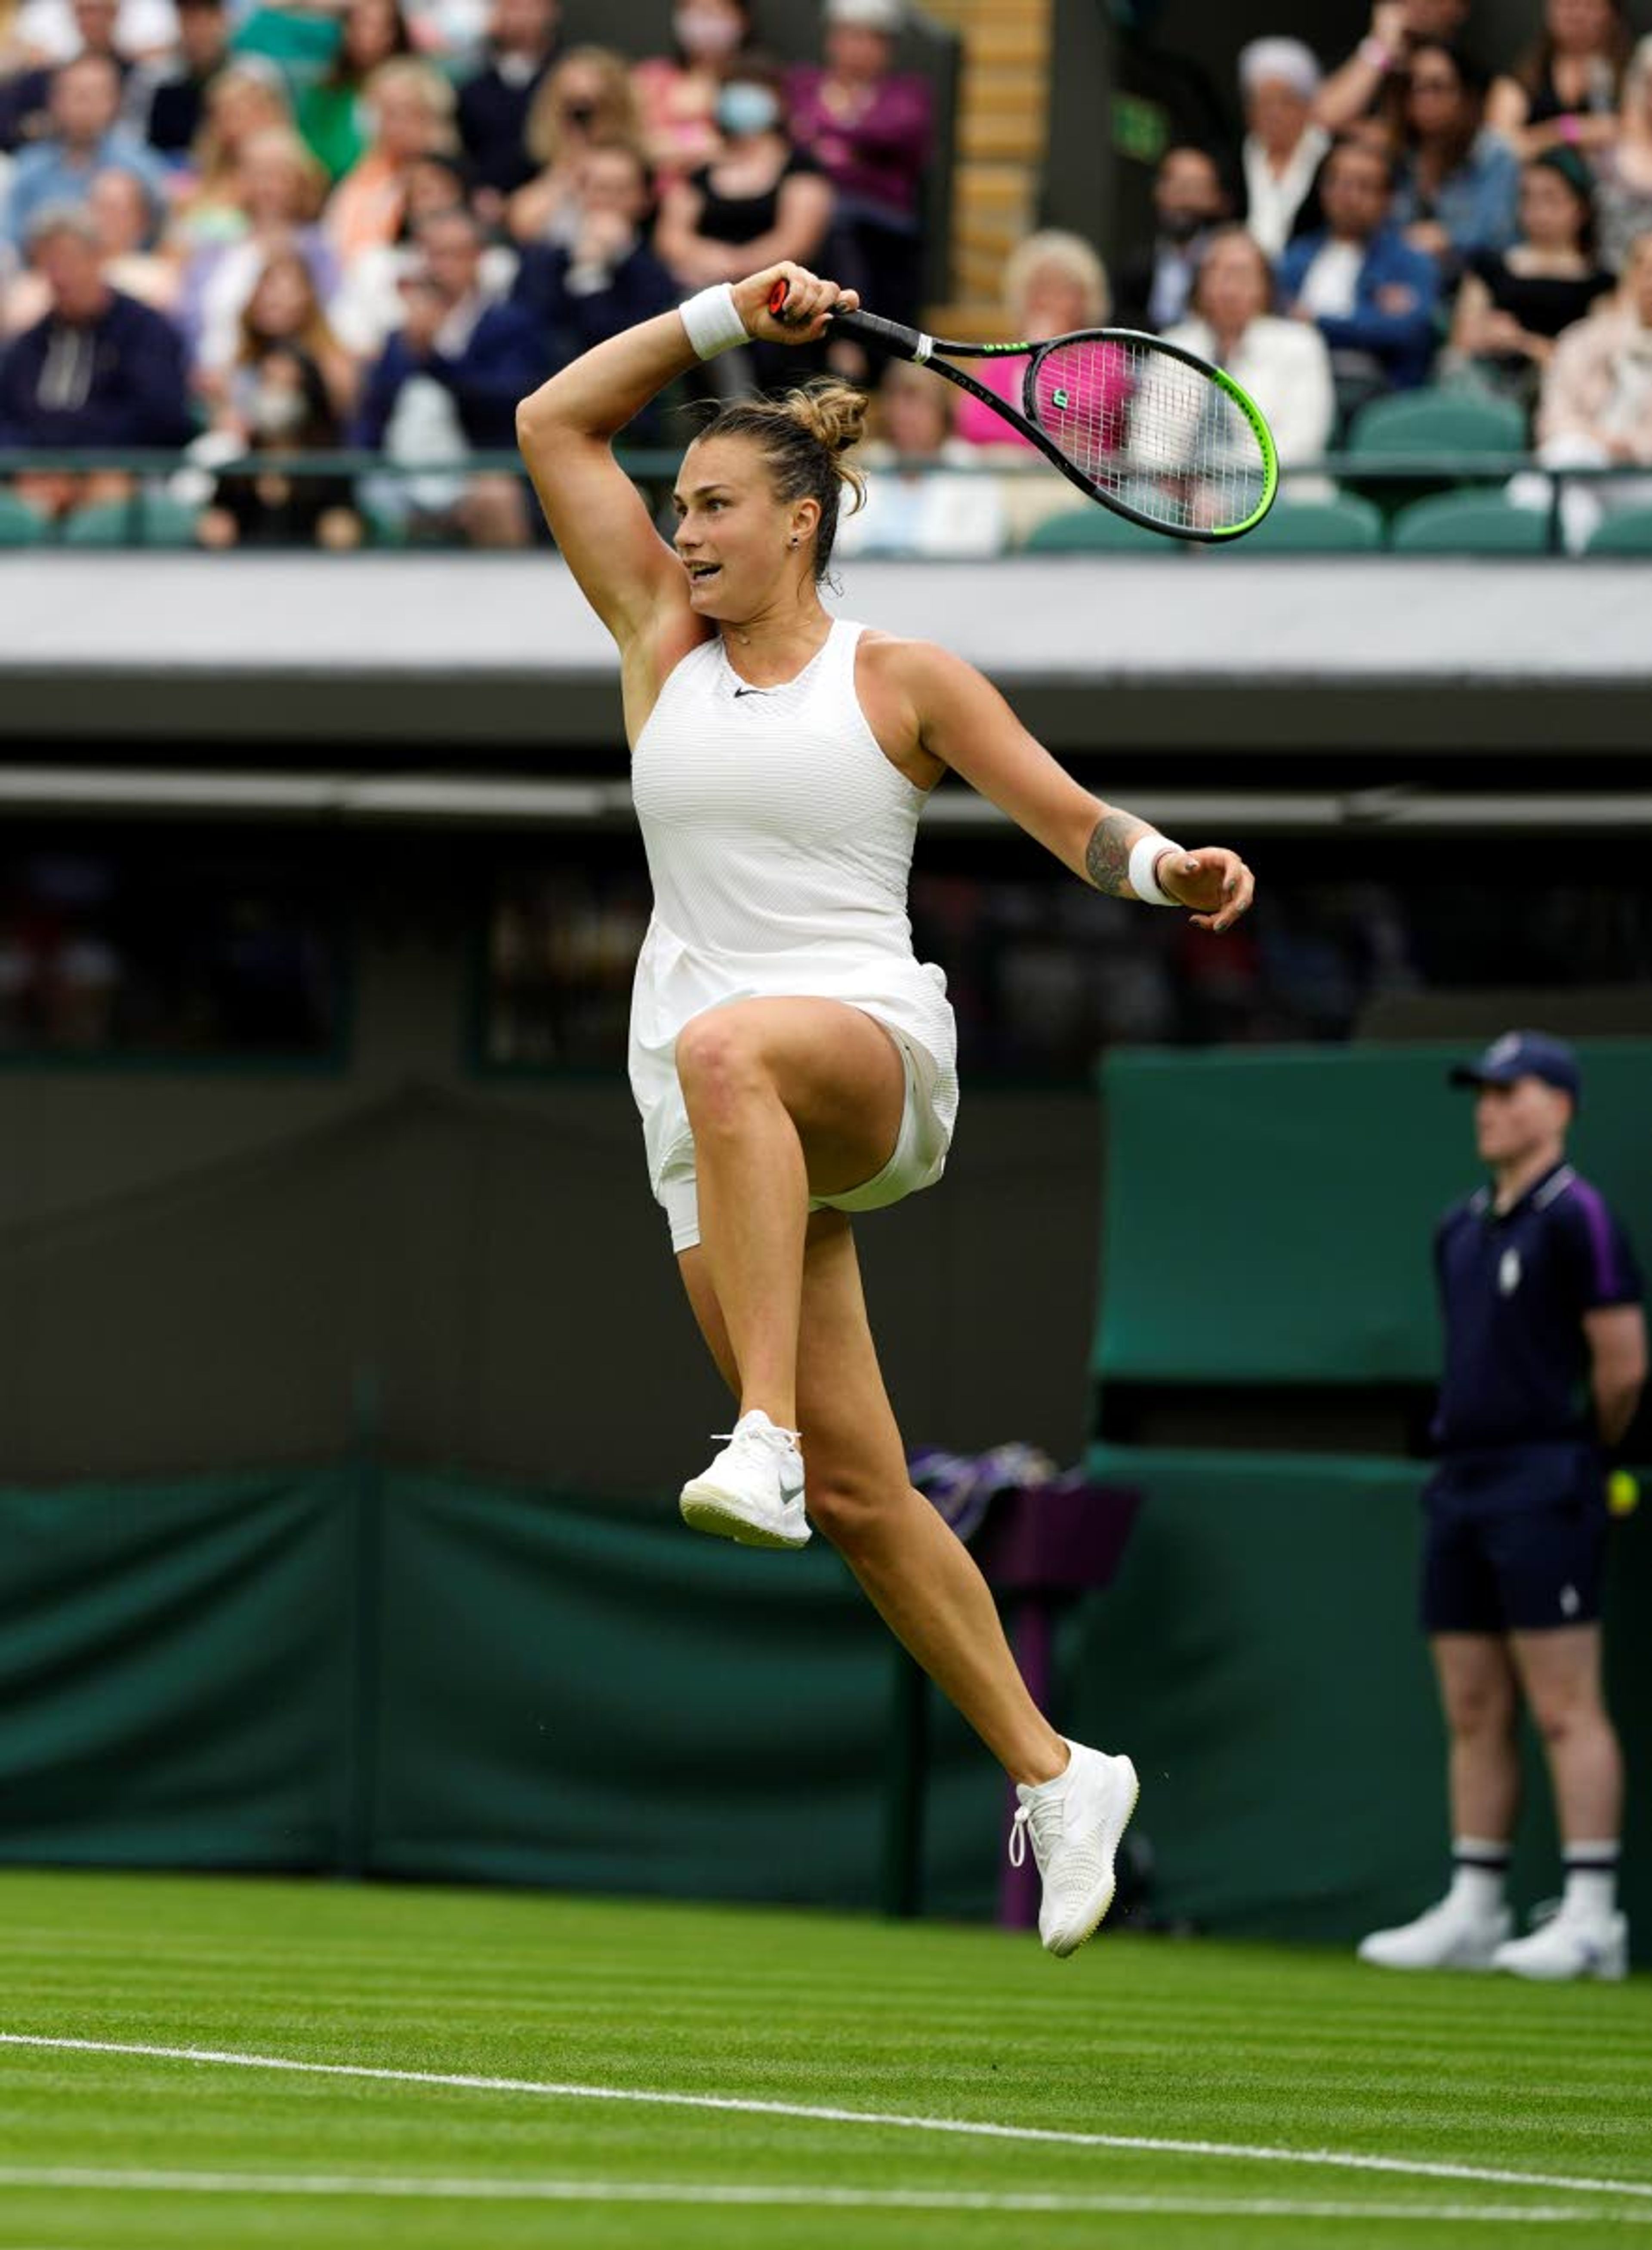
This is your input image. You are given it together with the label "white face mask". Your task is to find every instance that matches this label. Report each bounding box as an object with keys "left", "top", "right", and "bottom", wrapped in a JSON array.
[
  {"left": 253, "top": 382, "right": 307, "bottom": 436},
  {"left": 674, "top": 6, "right": 743, "bottom": 58}
]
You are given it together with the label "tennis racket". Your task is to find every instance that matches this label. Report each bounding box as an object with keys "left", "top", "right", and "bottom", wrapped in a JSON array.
[{"left": 767, "top": 280, "right": 1278, "bottom": 543}]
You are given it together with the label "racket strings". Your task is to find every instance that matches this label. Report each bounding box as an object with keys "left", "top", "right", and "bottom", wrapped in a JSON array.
[{"left": 1030, "top": 339, "right": 1269, "bottom": 535}]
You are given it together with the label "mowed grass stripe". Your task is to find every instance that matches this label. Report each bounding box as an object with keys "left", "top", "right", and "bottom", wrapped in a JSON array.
[
  {"left": 4, "top": 2166, "right": 1652, "bottom": 2226},
  {"left": 6, "top": 2034, "right": 1652, "bottom": 2207}
]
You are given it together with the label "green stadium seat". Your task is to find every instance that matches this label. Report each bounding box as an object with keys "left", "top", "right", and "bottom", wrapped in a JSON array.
[
  {"left": 1390, "top": 491, "right": 1551, "bottom": 554},
  {"left": 0, "top": 489, "right": 47, "bottom": 545},
  {"left": 1020, "top": 505, "right": 1177, "bottom": 553},
  {"left": 1243, "top": 493, "right": 1384, "bottom": 552},
  {"left": 1582, "top": 506, "right": 1652, "bottom": 555},
  {"left": 1347, "top": 389, "right": 1528, "bottom": 459},
  {"left": 62, "top": 494, "right": 202, "bottom": 548}
]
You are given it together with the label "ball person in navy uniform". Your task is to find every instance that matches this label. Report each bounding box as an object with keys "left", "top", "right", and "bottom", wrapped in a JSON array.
[{"left": 1360, "top": 1031, "right": 1646, "bottom": 1981}]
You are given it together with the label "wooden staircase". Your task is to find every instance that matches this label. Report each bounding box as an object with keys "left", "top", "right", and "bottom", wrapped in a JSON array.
[{"left": 922, "top": 0, "right": 1053, "bottom": 337}]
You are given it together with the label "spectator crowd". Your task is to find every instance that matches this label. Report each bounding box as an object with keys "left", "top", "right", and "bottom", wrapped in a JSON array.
[{"left": 0, "top": 0, "right": 1647, "bottom": 548}]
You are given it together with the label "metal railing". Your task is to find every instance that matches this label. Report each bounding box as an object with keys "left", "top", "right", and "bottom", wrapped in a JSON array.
[{"left": 0, "top": 447, "right": 1642, "bottom": 554}]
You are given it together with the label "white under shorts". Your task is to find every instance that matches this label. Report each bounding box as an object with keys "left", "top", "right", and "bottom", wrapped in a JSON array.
[{"left": 658, "top": 1017, "right": 952, "bottom": 1256}]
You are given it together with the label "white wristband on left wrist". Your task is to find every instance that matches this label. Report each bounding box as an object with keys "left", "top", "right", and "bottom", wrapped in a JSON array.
[{"left": 1128, "top": 832, "right": 1183, "bottom": 906}]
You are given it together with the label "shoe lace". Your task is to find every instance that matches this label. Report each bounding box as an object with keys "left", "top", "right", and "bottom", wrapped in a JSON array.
[
  {"left": 711, "top": 1421, "right": 802, "bottom": 1451},
  {"left": 1007, "top": 1793, "right": 1062, "bottom": 1871}
]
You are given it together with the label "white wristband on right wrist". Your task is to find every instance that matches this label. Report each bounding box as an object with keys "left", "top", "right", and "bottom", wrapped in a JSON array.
[
  {"left": 679, "top": 283, "right": 749, "bottom": 361},
  {"left": 1128, "top": 832, "right": 1183, "bottom": 907}
]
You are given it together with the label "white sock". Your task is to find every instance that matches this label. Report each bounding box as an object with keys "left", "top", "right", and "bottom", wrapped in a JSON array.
[
  {"left": 1447, "top": 1837, "right": 1509, "bottom": 1916},
  {"left": 1562, "top": 1843, "right": 1619, "bottom": 1923}
]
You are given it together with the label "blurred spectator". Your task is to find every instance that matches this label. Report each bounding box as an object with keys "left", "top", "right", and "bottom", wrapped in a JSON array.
[
  {"left": 1486, "top": 0, "right": 1630, "bottom": 163},
  {"left": 126, "top": 0, "right": 229, "bottom": 160},
  {"left": 197, "top": 339, "right": 361, "bottom": 547},
  {"left": 173, "top": 58, "right": 292, "bottom": 249},
  {"left": 0, "top": 0, "right": 131, "bottom": 154},
  {"left": 183, "top": 125, "right": 337, "bottom": 376},
  {"left": 329, "top": 145, "right": 513, "bottom": 356},
  {"left": 325, "top": 57, "right": 456, "bottom": 266},
  {"left": 655, "top": 51, "right": 830, "bottom": 290},
  {"left": 13, "top": 0, "right": 170, "bottom": 68},
  {"left": 455, "top": 0, "right": 558, "bottom": 204},
  {"left": 0, "top": 202, "right": 191, "bottom": 519},
  {"left": 198, "top": 240, "right": 355, "bottom": 414},
  {"left": 1513, "top": 226, "right": 1652, "bottom": 547},
  {"left": 1165, "top": 225, "right": 1335, "bottom": 481},
  {"left": 510, "top": 139, "right": 674, "bottom": 370},
  {"left": 353, "top": 204, "right": 543, "bottom": 542},
  {"left": 296, "top": 0, "right": 413, "bottom": 185},
  {"left": 1114, "top": 143, "right": 1227, "bottom": 331},
  {"left": 952, "top": 228, "right": 1113, "bottom": 542},
  {"left": 632, "top": 0, "right": 752, "bottom": 186},
  {"left": 787, "top": 0, "right": 930, "bottom": 330},
  {"left": 1445, "top": 150, "right": 1613, "bottom": 410},
  {"left": 506, "top": 45, "right": 639, "bottom": 246},
  {"left": 1595, "top": 33, "right": 1652, "bottom": 274},
  {"left": 1315, "top": 0, "right": 1476, "bottom": 134},
  {"left": 1390, "top": 42, "right": 1519, "bottom": 282},
  {"left": 1278, "top": 138, "right": 1440, "bottom": 415},
  {"left": 1236, "top": 36, "right": 1329, "bottom": 261},
  {"left": 231, "top": 0, "right": 351, "bottom": 91},
  {"left": 1, "top": 159, "right": 174, "bottom": 332},
  {"left": 835, "top": 357, "right": 1005, "bottom": 557},
  {"left": 6, "top": 51, "right": 167, "bottom": 244}
]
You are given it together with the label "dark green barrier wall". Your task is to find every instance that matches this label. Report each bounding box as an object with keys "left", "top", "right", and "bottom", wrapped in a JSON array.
[
  {"left": 1095, "top": 1042, "right": 1652, "bottom": 1383},
  {"left": 4, "top": 1460, "right": 1646, "bottom": 1956},
  {"left": 0, "top": 1471, "right": 356, "bottom": 1867},
  {"left": 0, "top": 1468, "right": 999, "bottom": 1919},
  {"left": 1071, "top": 1447, "right": 1652, "bottom": 1962}
]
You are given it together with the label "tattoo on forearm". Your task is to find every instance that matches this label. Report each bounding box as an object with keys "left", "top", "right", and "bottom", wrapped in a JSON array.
[{"left": 1084, "top": 811, "right": 1134, "bottom": 895}]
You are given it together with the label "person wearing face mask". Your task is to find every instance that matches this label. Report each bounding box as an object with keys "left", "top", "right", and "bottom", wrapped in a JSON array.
[
  {"left": 786, "top": 0, "right": 931, "bottom": 331},
  {"left": 507, "top": 43, "right": 640, "bottom": 245},
  {"left": 197, "top": 338, "right": 363, "bottom": 549},
  {"left": 1113, "top": 143, "right": 1229, "bottom": 333},
  {"left": 655, "top": 50, "right": 831, "bottom": 373},
  {"left": 633, "top": 0, "right": 753, "bottom": 187}
]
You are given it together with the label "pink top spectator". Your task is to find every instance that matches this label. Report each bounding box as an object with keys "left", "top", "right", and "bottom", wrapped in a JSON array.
[
  {"left": 786, "top": 64, "right": 931, "bottom": 219},
  {"left": 952, "top": 348, "right": 1131, "bottom": 457}
]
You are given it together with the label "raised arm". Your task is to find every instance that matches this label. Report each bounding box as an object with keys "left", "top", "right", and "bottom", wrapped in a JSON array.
[
  {"left": 880, "top": 638, "right": 1254, "bottom": 932},
  {"left": 515, "top": 262, "right": 847, "bottom": 661}
]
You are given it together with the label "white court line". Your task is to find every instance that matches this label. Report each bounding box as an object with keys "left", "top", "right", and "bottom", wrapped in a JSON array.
[
  {"left": 3, "top": 2034, "right": 1651, "bottom": 2207},
  {"left": 0, "top": 2169, "right": 1648, "bottom": 2225}
]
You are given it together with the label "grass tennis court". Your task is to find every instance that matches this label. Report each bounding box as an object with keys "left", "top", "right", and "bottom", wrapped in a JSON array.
[{"left": 1, "top": 1868, "right": 1648, "bottom": 2249}]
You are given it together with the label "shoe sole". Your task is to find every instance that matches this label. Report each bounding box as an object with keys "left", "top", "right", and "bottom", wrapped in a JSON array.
[
  {"left": 1049, "top": 1755, "right": 1140, "bottom": 1960},
  {"left": 679, "top": 1481, "right": 810, "bottom": 1550},
  {"left": 1493, "top": 1948, "right": 1627, "bottom": 1983},
  {"left": 1357, "top": 1947, "right": 1503, "bottom": 1973}
]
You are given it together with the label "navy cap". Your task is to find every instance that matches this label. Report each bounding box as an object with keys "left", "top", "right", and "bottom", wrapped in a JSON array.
[{"left": 1449, "top": 1029, "right": 1581, "bottom": 1102}]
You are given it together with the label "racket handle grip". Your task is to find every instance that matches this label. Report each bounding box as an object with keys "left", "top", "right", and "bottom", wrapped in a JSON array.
[
  {"left": 764, "top": 278, "right": 924, "bottom": 360},
  {"left": 829, "top": 305, "right": 925, "bottom": 357}
]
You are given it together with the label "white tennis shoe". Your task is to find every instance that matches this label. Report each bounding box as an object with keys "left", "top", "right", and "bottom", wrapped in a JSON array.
[
  {"left": 679, "top": 1410, "right": 809, "bottom": 1550},
  {"left": 1356, "top": 1898, "right": 1511, "bottom": 1972},
  {"left": 1493, "top": 1910, "right": 1628, "bottom": 1982},
  {"left": 1009, "top": 1740, "right": 1140, "bottom": 1958}
]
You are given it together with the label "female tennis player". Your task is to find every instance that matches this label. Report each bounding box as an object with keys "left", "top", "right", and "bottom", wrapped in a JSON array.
[{"left": 517, "top": 259, "right": 1254, "bottom": 1957}]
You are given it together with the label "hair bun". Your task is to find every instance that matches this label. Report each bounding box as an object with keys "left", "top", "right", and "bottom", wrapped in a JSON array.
[{"left": 780, "top": 378, "right": 870, "bottom": 459}]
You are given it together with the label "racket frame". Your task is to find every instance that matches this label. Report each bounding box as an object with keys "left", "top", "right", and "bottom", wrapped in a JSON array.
[{"left": 827, "top": 302, "right": 1280, "bottom": 543}]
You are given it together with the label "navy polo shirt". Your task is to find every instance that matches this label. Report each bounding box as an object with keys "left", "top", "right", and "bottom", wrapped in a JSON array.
[{"left": 1431, "top": 1162, "right": 1642, "bottom": 1453}]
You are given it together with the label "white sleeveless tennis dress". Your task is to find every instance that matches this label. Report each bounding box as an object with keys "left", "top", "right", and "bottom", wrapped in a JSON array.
[{"left": 629, "top": 617, "right": 960, "bottom": 1252}]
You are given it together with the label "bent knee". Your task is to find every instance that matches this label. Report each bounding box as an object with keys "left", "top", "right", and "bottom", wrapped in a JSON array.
[
  {"left": 805, "top": 1462, "right": 902, "bottom": 1548},
  {"left": 675, "top": 1009, "right": 768, "bottom": 1112}
]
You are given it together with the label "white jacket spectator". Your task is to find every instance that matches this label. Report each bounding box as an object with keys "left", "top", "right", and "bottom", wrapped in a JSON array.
[
  {"left": 1165, "top": 225, "right": 1336, "bottom": 487},
  {"left": 836, "top": 359, "right": 1006, "bottom": 558},
  {"left": 1238, "top": 36, "right": 1329, "bottom": 260}
]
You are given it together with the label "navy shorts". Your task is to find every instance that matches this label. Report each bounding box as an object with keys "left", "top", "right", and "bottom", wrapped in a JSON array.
[{"left": 1421, "top": 1445, "right": 1608, "bottom": 1635}]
